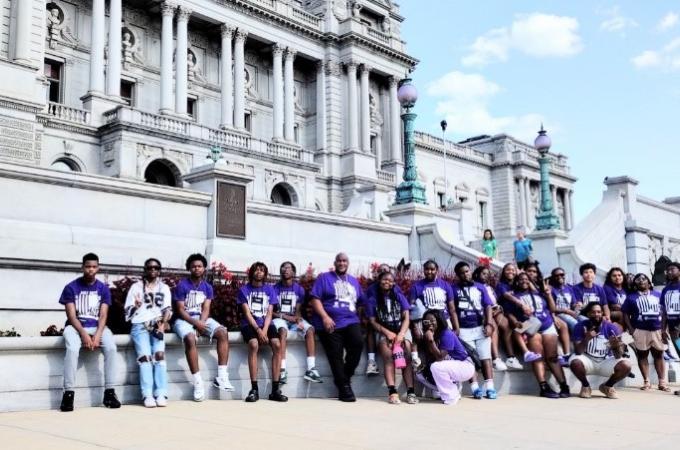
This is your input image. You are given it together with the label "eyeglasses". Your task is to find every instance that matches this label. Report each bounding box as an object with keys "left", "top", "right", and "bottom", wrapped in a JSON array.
[{"left": 145, "top": 266, "right": 161, "bottom": 271}]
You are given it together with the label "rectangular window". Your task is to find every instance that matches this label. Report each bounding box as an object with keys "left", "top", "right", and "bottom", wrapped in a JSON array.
[
  {"left": 244, "top": 111, "right": 252, "bottom": 132},
  {"left": 120, "top": 80, "right": 135, "bottom": 106},
  {"left": 479, "top": 201, "right": 487, "bottom": 230},
  {"left": 294, "top": 124, "right": 300, "bottom": 144},
  {"left": 44, "top": 59, "right": 63, "bottom": 103},
  {"left": 438, "top": 192, "right": 445, "bottom": 209},
  {"left": 187, "top": 97, "right": 197, "bottom": 119},
  {"left": 370, "top": 135, "right": 376, "bottom": 154}
]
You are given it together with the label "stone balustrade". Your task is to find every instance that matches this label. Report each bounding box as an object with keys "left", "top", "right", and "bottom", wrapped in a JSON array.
[
  {"left": 366, "top": 26, "right": 390, "bottom": 44},
  {"left": 377, "top": 169, "right": 396, "bottom": 184},
  {"left": 46, "top": 102, "right": 91, "bottom": 125}
]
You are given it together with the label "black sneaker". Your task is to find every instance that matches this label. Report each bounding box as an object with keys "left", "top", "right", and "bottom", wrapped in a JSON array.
[
  {"left": 103, "top": 389, "right": 121, "bottom": 408},
  {"left": 268, "top": 389, "right": 288, "bottom": 402},
  {"left": 338, "top": 384, "right": 356, "bottom": 402},
  {"left": 539, "top": 385, "right": 560, "bottom": 399},
  {"left": 60, "top": 390, "right": 74, "bottom": 412},
  {"left": 559, "top": 383, "right": 571, "bottom": 398},
  {"left": 245, "top": 389, "right": 259, "bottom": 402}
]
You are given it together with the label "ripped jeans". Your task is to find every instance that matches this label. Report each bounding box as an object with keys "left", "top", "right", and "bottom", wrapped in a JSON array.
[{"left": 131, "top": 323, "right": 167, "bottom": 399}]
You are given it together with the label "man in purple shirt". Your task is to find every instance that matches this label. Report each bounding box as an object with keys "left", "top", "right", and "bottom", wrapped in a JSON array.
[
  {"left": 310, "top": 252, "right": 364, "bottom": 401},
  {"left": 573, "top": 263, "right": 610, "bottom": 320},
  {"left": 58, "top": 253, "right": 120, "bottom": 412}
]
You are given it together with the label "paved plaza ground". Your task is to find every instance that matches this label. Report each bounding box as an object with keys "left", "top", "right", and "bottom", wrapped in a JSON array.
[{"left": 0, "top": 388, "right": 678, "bottom": 450}]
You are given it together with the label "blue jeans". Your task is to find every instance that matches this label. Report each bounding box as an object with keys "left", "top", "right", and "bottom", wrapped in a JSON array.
[
  {"left": 131, "top": 323, "right": 167, "bottom": 399},
  {"left": 557, "top": 313, "right": 579, "bottom": 333}
]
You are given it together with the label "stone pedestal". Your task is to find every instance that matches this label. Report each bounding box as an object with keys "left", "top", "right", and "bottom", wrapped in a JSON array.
[
  {"left": 624, "top": 221, "right": 651, "bottom": 275},
  {"left": 81, "top": 93, "right": 125, "bottom": 126},
  {"left": 528, "top": 229, "right": 569, "bottom": 271},
  {"left": 384, "top": 203, "right": 436, "bottom": 265},
  {"left": 449, "top": 201, "right": 475, "bottom": 244}
]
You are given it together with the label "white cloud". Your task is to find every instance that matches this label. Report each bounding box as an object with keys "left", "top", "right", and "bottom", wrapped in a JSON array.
[
  {"left": 461, "top": 13, "right": 582, "bottom": 67},
  {"left": 632, "top": 38, "right": 680, "bottom": 70},
  {"left": 657, "top": 12, "right": 679, "bottom": 32},
  {"left": 599, "top": 6, "right": 638, "bottom": 34},
  {"left": 426, "top": 71, "right": 546, "bottom": 142}
]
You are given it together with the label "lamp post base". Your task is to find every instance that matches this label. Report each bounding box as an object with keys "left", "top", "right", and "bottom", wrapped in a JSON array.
[
  {"left": 394, "top": 180, "right": 427, "bottom": 205},
  {"left": 535, "top": 209, "right": 560, "bottom": 231}
]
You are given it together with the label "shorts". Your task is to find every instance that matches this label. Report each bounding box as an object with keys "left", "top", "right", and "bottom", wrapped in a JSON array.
[
  {"left": 376, "top": 329, "right": 413, "bottom": 344},
  {"left": 173, "top": 317, "right": 224, "bottom": 341},
  {"left": 241, "top": 323, "right": 279, "bottom": 342},
  {"left": 569, "top": 354, "right": 624, "bottom": 377},
  {"left": 540, "top": 324, "right": 558, "bottom": 336},
  {"left": 273, "top": 317, "right": 313, "bottom": 338},
  {"left": 632, "top": 329, "right": 664, "bottom": 351},
  {"left": 557, "top": 313, "right": 578, "bottom": 332},
  {"left": 458, "top": 326, "right": 492, "bottom": 360}
]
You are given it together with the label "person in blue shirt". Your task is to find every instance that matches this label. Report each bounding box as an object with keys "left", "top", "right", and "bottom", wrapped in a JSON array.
[{"left": 513, "top": 229, "right": 533, "bottom": 270}]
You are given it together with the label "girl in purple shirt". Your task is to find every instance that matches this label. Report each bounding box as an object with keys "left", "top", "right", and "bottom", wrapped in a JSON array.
[{"left": 604, "top": 267, "right": 628, "bottom": 328}]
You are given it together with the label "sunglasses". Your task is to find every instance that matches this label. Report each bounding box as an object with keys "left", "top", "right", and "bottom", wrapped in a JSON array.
[
  {"left": 145, "top": 266, "right": 161, "bottom": 271},
  {"left": 554, "top": 273, "right": 565, "bottom": 277}
]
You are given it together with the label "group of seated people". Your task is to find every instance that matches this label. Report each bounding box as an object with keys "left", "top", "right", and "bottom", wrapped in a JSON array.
[{"left": 56, "top": 251, "right": 680, "bottom": 411}]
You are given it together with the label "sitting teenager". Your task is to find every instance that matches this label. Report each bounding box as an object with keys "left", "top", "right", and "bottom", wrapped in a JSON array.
[
  {"left": 172, "top": 253, "right": 232, "bottom": 402},
  {"left": 604, "top": 267, "right": 628, "bottom": 328},
  {"left": 569, "top": 302, "right": 631, "bottom": 399},
  {"left": 549, "top": 267, "right": 579, "bottom": 333},
  {"left": 238, "top": 262, "right": 287, "bottom": 402},
  {"left": 272, "top": 261, "right": 322, "bottom": 384},
  {"left": 58, "top": 252, "right": 120, "bottom": 412},
  {"left": 451, "top": 262, "right": 497, "bottom": 399},
  {"left": 124, "top": 258, "right": 172, "bottom": 407},
  {"left": 573, "top": 263, "right": 610, "bottom": 320},
  {"left": 509, "top": 272, "right": 570, "bottom": 398},
  {"left": 421, "top": 309, "right": 475, "bottom": 406},
  {"left": 367, "top": 271, "right": 417, "bottom": 404}
]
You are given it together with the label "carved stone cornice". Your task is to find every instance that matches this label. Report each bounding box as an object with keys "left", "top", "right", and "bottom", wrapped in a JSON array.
[
  {"left": 177, "top": 6, "right": 192, "bottom": 22},
  {"left": 160, "top": 2, "right": 176, "bottom": 16}
]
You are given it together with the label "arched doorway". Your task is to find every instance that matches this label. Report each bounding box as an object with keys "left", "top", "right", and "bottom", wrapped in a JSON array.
[
  {"left": 270, "top": 182, "right": 298, "bottom": 207},
  {"left": 144, "top": 159, "right": 180, "bottom": 187}
]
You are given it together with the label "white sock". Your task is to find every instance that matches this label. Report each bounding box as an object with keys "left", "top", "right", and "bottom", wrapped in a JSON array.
[
  {"left": 484, "top": 379, "right": 495, "bottom": 390},
  {"left": 281, "top": 359, "right": 287, "bottom": 369},
  {"left": 368, "top": 352, "right": 376, "bottom": 362},
  {"left": 470, "top": 381, "right": 480, "bottom": 392},
  {"left": 192, "top": 372, "right": 202, "bottom": 384},
  {"left": 411, "top": 352, "right": 419, "bottom": 360},
  {"left": 217, "top": 365, "right": 228, "bottom": 379},
  {"left": 307, "top": 356, "right": 315, "bottom": 370}
]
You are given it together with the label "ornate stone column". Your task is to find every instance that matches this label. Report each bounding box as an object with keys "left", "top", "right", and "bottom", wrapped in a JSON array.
[
  {"left": 566, "top": 189, "right": 574, "bottom": 230},
  {"left": 13, "top": 0, "right": 33, "bottom": 64},
  {"left": 175, "top": 6, "right": 191, "bottom": 115},
  {"left": 389, "top": 76, "right": 400, "bottom": 161},
  {"left": 517, "top": 177, "right": 526, "bottom": 228},
  {"left": 316, "top": 61, "right": 326, "bottom": 151},
  {"left": 284, "top": 47, "right": 297, "bottom": 142},
  {"left": 233, "top": 29, "right": 248, "bottom": 129},
  {"left": 159, "top": 2, "right": 175, "bottom": 114},
  {"left": 524, "top": 178, "right": 532, "bottom": 228},
  {"left": 360, "top": 64, "right": 371, "bottom": 152},
  {"left": 89, "top": 0, "right": 106, "bottom": 94},
  {"left": 272, "top": 44, "right": 284, "bottom": 140},
  {"left": 220, "top": 24, "right": 234, "bottom": 128},
  {"left": 346, "top": 61, "right": 359, "bottom": 151},
  {"left": 106, "top": 0, "right": 122, "bottom": 97}
]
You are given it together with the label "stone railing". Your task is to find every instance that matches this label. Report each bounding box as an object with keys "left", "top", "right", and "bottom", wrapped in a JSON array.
[
  {"left": 46, "top": 102, "right": 90, "bottom": 125},
  {"left": 291, "top": 6, "right": 321, "bottom": 27},
  {"left": 415, "top": 131, "right": 494, "bottom": 164},
  {"left": 240, "top": 0, "right": 321, "bottom": 30},
  {"left": 512, "top": 148, "right": 570, "bottom": 174},
  {"left": 377, "top": 169, "right": 396, "bottom": 184},
  {"left": 209, "top": 127, "right": 252, "bottom": 150},
  {"left": 266, "top": 140, "right": 303, "bottom": 160},
  {"left": 366, "top": 26, "right": 390, "bottom": 44}
]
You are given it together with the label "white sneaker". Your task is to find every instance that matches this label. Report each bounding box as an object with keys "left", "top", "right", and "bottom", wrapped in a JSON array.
[
  {"left": 366, "top": 360, "right": 379, "bottom": 376},
  {"left": 143, "top": 396, "right": 157, "bottom": 408},
  {"left": 493, "top": 358, "right": 508, "bottom": 371},
  {"left": 213, "top": 376, "right": 235, "bottom": 392},
  {"left": 505, "top": 357, "right": 523, "bottom": 370},
  {"left": 193, "top": 379, "right": 205, "bottom": 402},
  {"left": 412, "top": 354, "right": 422, "bottom": 369},
  {"left": 155, "top": 396, "right": 168, "bottom": 407}
]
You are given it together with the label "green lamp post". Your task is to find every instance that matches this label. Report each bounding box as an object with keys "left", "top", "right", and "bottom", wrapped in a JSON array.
[
  {"left": 534, "top": 125, "right": 560, "bottom": 230},
  {"left": 394, "top": 78, "right": 427, "bottom": 205}
]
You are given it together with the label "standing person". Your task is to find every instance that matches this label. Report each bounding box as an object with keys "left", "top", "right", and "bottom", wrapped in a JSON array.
[
  {"left": 58, "top": 253, "right": 120, "bottom": 412},
  {"left": 173, "top": 253, "right": 233, "bottom": 402},
  {"left": 622, "top": 273, "right": 670, "bottom": 391},
  {"left": 363, "top": 263, "right": 400, "bottom": 376},
  {"left": 410, "top": 260, "right": 454, "bottom": 328},
  {"left": 497, "top": 263, "right": 542, "bottom": 365},
  {"left": 569, "top": 302, "right": 631, "bottom": 399},
  {"left": 661, "top": 262, "right": 680, "bottom": 395},
  {"left": 310, "top": 252, "right": 365, "bottom": 402},
  {"left": 573, "top": 263, "right": 610, "bottom": 320},
  {"left": 472, "top": 266, "right": 512, "bottom": 371},
  {"left": 238, "top": 262, "right": 287, "bottom": 402},
  {"left": 451, "top": 262, "right": 497, "bottom": 399},
  {"left": 604, "top": 267, "right": 628, "bottom": 327},
  {"left": 549, "top": 267, "right": 579, "bottom": 333},
  {"left": 124, "top": 258, "right": 172, "bottom": 408},
  {"left": 481, "top": 229, "right": 498, "bottom": 259},
  {"left": 367, "top": 271, "right": 417, "bottom": 405},
  {"left": 272, "top": 261, "right": 322, "bottom": 384},
  {"left": 422, "top": 310, "right": 476, "bottom": 406},
  {"left": 513, "top": 229, "right": 533, "bottom": 270},
  {"left": 509, "top": 272, "right": 570, "bottom": 398}
]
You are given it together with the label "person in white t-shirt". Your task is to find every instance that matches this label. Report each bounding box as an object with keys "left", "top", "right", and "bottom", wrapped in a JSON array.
[{"left": 125, "top": 258, "right": 172, "bottom": 407}]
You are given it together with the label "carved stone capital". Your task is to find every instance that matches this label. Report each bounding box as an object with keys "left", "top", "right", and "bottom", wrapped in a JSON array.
[
  {"left": 388, "top": 75, "right": 399, "bottom": 88},
  {"left": 272, "top": 43, "right": 284, "bottom": 57},
  {"left": 160, "top": 1, "right": 176, "bottom": 17},
  {"left": 325, "top": 60, "right": 342, "bottom": 76},
  {"left": 345, "top": 60, "right": 358, "bottom": 71},
  {"left": 235, "top": 28, "right": 248, "bottom": 42},
  {"left": 360, "top": 63, "right": 371, "bottom": 75},
  {"left": 221, "top": 23, "right": 235, "bottom": 38},
  {"left": 284, "top": 47, "right": 297, "bottom": 60},
  {"left": 176, "top": 6, "right": 192, "bottom": 22}
]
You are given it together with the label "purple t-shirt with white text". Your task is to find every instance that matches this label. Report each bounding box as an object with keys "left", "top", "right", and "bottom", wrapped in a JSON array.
[
  {"left": 238, "top": 283, "right": 278, "bottom": 328},
  {"left": 495, "top": 281, "right": 514, "bottom": 309},
  {"left": 310, "top": 271, "right": 363, "bottom": 330},
  {"left": 451, "top": 282, "right": 492, "bottom": 328},
  {"left": 366, "top": 290, "right": 411, "bottom": 332},
  {"left": 409, "top": 278, "right": 454, "bottom": 319},
  {"left": 173, "top": 278, "right": 214, "bottom": 317},
  {"left": 59, "top": 278, "right": 111, "bottom": 328},
  {"left": 438, "top": 329, "right": 469, "bottom": 361},
  {"left": 511, "top": 289, "right": 554, "bottom": 331},
  {"left": 604, "top": 285, "right": 627, "bottom": 307},
  {"left": 573, "top": 282, "right": 607, "bottom": 309},
  {"left": 661, "top": 282, "right": 680, "bottom": 327},
  {"left": 273, "top": 282, "right": 306, "bottom": 316},
  {"left": 622, "top": 291, "right": 662, "bottom": 331},
  {"left": 551, "top": 284, "right": 576, "bottom": 311},
  {"left": 572, "top": 319, "right": 622, "bottom": 361}
]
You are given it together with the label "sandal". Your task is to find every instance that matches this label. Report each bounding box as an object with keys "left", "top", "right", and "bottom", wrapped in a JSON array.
[
  {"left": 640, "top": 380, "right": 651, "bottom": 391},
  {"left": 658, "top": 383, "right": 671, "bottom": 392},
  {"left": 388, "top": 393, "right": 401, "bottom": 404}
]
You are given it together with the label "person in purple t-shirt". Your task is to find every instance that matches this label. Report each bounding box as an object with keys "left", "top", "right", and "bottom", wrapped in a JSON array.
[
  {"left": 409, "top": 260, "right": 454, "bottom": 335},
  {"left": 510, "top": 272, "right": 570, "bottom": 399},
  {"left": 569, "top": 302, "right": 630, "bottom": 399},
  {"left": 172, "top": 253, "right": 232, "bottom": 402},
  {"left": 238, "top": 262, "right": 286, "bottom": 402},
  {"left": 310, "top": 252, "right": 365, "bottom": 402},
  {"left": 451, "top": 262, "right": 496, "bottom": 399},
  {"left": 58, "top": 253, "right": 120, "bottom": 412},
  {"left": 573, "top": 263, "right": 610, "bottom": 320},
  {"left": 549, "top": 267, "right": 578, "bottom": 333},
  {"left": 622, "top": 273, "right": 669, "bottom": 392},
  {"left": 604, "top": 267, "right": 628, "bottom": 328},
  {"left": 422, "top": 310, "right": 475, "bottom": 405},
  {"left": 661, "top": 262, "right": 680, "bottom": 384}
]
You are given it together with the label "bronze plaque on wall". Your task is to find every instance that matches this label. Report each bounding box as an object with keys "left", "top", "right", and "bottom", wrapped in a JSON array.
[{"left": 216, "top": 181, "right": 246, "bottom": 239}]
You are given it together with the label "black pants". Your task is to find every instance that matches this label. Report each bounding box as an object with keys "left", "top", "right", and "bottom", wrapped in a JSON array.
[{"left": 318, "top": 323, "right": 363, "bottom": 388}]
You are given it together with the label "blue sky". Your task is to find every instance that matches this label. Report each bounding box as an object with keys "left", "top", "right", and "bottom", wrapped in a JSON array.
[{"left": 398, "top": 1, "right": 679, "bottom": 221}]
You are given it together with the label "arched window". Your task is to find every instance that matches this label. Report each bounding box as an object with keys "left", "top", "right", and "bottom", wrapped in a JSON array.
[
  {"left": 144, "top": 159, "right": 180, "bottom": 187},
  {"left": 51, "top": 157, "right": 80, "bottom": 172},
  {"left": 270, "top": 182, "right": 298, "bottom": 207}
]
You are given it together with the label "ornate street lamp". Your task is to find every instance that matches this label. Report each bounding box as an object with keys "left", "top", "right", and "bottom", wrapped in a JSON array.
[
  {"left": 534, "top": 125, "right": 560, "bottom": 230},
  {"left": 394, "top": 78, "right": 427, "bottom": 205}
]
